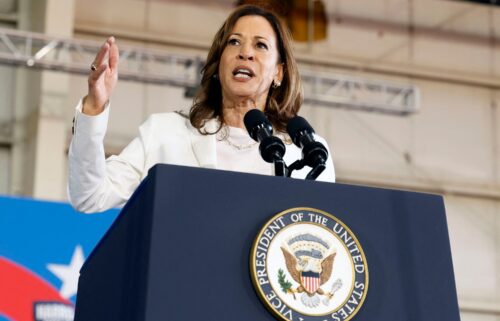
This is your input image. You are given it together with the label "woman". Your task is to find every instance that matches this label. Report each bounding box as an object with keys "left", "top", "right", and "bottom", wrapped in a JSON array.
[{"left": 69, "top": 5, "right": 335, "bottom": 213}]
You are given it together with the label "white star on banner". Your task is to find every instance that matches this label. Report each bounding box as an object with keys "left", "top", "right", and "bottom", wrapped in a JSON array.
[{"left": 47, "top": 245, "right": 85, "bottom": 299}]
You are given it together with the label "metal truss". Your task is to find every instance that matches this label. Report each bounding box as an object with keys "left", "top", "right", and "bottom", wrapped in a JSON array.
[
  {"left": 0, "top": 27, "right": 418, "bottom": 115},
  {"left": 301, "top": 71, "right": 419, "bottom": 115},
  {"left": 0, "top": 28, "right": 202, "bottom": 87}
]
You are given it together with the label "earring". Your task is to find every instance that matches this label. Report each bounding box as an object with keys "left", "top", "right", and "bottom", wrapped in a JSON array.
[
  {"left": 213, "top": 74, "right": 218, "bottom": 79},
  {"left": 272, "top": 80, "right": 281, "bottom": 89}
]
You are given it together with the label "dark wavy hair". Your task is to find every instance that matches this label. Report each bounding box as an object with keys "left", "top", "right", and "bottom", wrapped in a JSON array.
[{"left": 189, "top": 4, "right": 303, "bottom": 134}]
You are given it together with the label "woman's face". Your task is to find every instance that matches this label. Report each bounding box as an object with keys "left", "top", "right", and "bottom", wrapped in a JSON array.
[{"left": 218, "top": 15, "right": 283, "bottom": 109}]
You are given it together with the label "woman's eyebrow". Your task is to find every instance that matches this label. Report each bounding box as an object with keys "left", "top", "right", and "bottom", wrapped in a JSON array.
[
  {"left": 229, "top": 33, "right": 270, "bottom": 41},
  {"left": 255, "top": 36, "right": 270, "bottom": 41}
]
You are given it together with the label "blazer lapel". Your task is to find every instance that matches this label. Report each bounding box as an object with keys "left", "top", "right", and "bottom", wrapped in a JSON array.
[{"left": 190, "top": 118, "right": 218, "bottom": 169}]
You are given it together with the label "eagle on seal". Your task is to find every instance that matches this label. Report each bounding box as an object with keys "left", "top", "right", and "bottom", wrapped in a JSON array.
[{"left": 281, "top": 233, "right": 337, "bottom": 307}]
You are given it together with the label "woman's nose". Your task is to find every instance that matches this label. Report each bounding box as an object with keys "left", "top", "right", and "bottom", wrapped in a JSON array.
[{"left": 238, "top": 44, "right": 254, "bottom": 61}]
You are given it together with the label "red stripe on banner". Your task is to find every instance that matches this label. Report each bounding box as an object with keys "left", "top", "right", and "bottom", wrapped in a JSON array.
[
  {"left": 0, "top": 257, "right": 70, "bottom": 321},
  {"left": 301, "top": 275, "right": 320, "bottom": 293}
]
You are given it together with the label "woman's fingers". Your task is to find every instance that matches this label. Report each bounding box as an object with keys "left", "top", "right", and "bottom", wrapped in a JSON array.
[
  {"left": 88, "top": 37, "right": 117, "bottom": 86},
  {"left": 84, "top": 36, "right": 118, "bottom": 114},
  {"left": 108, "top": 37, "right": 119, "bottom": 76},
  {"left": 92, "top": 40, "right": 110, "bottom": 70}
]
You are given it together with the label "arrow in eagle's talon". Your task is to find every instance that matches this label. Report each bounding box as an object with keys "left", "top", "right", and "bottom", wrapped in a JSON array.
[{"left": 322, "top": 279, "right": 343, "bottom": 306}]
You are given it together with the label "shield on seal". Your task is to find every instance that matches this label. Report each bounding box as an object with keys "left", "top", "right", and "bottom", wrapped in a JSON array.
[{"left": 300, "top": 271, "right": 321, "bottom": 294}]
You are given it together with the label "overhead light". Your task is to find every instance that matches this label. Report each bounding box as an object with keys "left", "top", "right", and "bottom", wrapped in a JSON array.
[
  {"left": 287, "top": 0, "right": 327, "bottom": 42},
  {"left": 236, "top": 0, "right": 328, "bottom": 42}
]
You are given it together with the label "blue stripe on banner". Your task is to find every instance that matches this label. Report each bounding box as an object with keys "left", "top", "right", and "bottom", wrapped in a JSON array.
[
  {"left": 0, "top": 196, "right": 118, "bottom": 304},
  {"left": 0, "top": 314, "right": 13, "bottom": 321}
]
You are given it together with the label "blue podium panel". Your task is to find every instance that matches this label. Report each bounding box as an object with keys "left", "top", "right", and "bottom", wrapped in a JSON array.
[{"left": 76, "top": 164, "right": 460, "bottom": 321}]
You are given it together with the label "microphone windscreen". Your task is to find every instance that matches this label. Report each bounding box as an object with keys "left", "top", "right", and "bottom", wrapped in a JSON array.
[
  {"left": 244, "top": 109, "right": 270, "bottom": 139},
  {"left": 287, "top": 116, "right": 314, "bottom": 147}
]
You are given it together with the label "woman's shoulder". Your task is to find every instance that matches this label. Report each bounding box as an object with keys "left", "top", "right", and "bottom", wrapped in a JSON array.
[
  {"left": 147, "top": 110, "right": 188, "bottom": 122},
  {"left": 143, "top": 111, "right": 191, "bottom": 131},
  {"left": 132, "top": 111, "right": 193, "bottom": 141},
  {"left": 141, "top": 111, "right": 219, "bottom": 136}
]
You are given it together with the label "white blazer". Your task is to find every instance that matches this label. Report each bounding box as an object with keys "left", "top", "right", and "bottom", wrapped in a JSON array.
[{"left": 68, "top": 103, "right": 335, "bottom": 213}]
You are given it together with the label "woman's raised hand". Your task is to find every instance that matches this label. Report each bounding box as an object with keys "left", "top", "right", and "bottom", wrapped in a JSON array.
[{"left": 82, "top": 36, "right": 119, "bottom": 115}]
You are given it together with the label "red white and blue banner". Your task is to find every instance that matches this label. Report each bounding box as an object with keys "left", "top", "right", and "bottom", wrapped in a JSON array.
[{"left": 0, "top": 196, "right": 118, "bottom": 321}]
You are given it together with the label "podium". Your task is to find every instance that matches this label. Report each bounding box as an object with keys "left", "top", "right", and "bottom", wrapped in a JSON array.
[{"left": 74, "top": 164, "right": 460, "bottom": 321}]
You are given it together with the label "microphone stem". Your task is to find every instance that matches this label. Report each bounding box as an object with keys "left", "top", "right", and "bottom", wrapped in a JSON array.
[
  {"left": 274, "top": 158, "right": 288, "bottom": 177},
  {"left": 306, "top": 163, "right": 326, "bottom": 180}
]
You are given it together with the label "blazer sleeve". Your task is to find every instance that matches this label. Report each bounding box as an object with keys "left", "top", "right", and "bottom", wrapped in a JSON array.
[{"left": 67, "top": 100, "right": 153, "bottom": 213}]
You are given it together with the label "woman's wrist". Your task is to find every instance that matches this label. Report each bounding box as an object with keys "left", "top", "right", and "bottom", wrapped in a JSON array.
[{"left": 82, "top": 95, "right": 106, "bottom": 116}]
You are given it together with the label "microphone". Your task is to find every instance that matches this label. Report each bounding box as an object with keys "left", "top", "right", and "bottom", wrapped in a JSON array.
[
  {"left": 244, "top": 109, "right": 287, "bottom": 176},
  {"left": 287, "top": 116, "right": 328, "bottom": 180}
]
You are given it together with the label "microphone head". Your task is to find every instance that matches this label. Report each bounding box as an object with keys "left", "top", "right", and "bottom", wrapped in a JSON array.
[
  {"left": 244, "top": 109, "right": 272, "bottom": 141},
  {"left": 287, "top": 116, "right": 315, "bottom": 147}
]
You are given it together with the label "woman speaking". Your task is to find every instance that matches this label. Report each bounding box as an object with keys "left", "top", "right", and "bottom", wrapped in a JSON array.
[{"left": 68, "top": 5, "right": 335, "bottom": 213}]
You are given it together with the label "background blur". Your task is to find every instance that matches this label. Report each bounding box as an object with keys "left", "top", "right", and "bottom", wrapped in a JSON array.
[{"left": 0, "top": 0, "right": 499, "bottom": 320}]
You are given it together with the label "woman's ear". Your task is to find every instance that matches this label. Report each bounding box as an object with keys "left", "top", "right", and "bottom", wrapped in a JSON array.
[{"left": 275, "top": 63, "right": 284, "bottom": 84}]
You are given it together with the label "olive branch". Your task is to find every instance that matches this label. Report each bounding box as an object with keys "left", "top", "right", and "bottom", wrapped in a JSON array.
[{"left": 278, "top": 269, "right": 296, "bottom": 299}]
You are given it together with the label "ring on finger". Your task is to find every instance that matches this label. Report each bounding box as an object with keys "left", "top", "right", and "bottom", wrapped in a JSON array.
[{"left": 90, "top": 63, "right": 97, "bottom": 71}]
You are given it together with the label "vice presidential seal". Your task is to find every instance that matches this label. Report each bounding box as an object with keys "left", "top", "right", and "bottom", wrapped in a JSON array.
[{"left": 250, "top": 207, "right": 368, "bottom": 321}]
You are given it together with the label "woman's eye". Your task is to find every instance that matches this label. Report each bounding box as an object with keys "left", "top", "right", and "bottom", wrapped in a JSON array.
[
  {"left": 228, "top": 38, "right": 240, "bottom": 46},
  {"left": 257, "top": 42, "right": 268, "bottom": 50}
]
